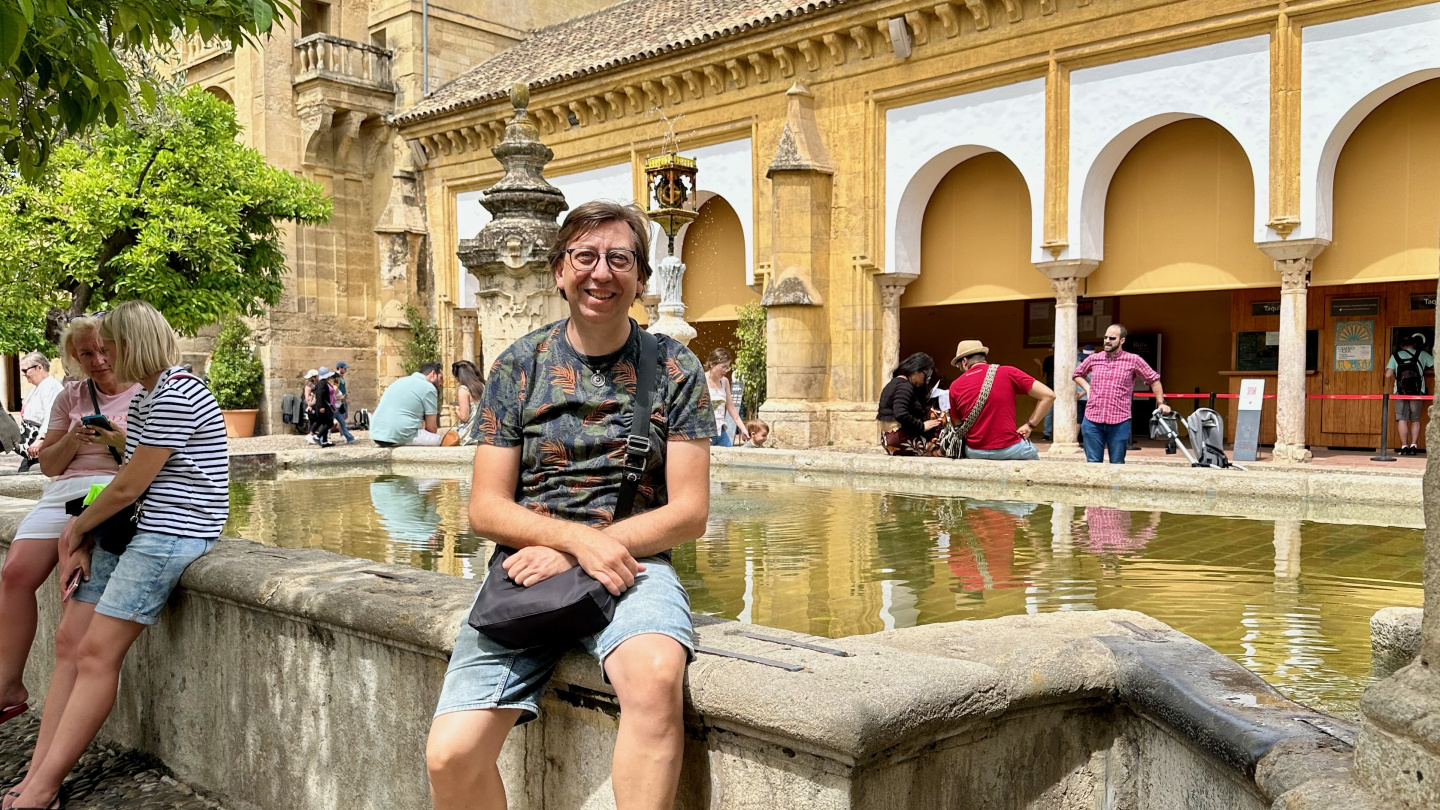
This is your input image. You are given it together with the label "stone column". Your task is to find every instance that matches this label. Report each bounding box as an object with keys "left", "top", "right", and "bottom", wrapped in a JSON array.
[
  {"left": 877, "top": 273, "right": 917, "bottom": 381},
  {"left": 1034, "top": 260, "right": 1098, "bottom": 455},
  {"left": 757, "top": 83, "right": 834, "bottom": 449},
  {"left": 454, "top": 308, "right": 478, "bottom": 364},
  {"left": 1258, "top": 239, "right": 1328, "bottom": 464}
]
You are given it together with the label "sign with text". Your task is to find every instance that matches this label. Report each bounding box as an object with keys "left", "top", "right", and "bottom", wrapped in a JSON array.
[
  {"left": 1233, "top": 378, "right": 1265, "bottom": 462},
  {"left": 1334, "top": 320, "right": 1375, "bottom": 372}
]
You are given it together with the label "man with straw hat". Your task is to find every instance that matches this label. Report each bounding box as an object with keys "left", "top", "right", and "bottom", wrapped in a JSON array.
[{"left": 947, "top": 340, "right": 1054, "bottom": 461}]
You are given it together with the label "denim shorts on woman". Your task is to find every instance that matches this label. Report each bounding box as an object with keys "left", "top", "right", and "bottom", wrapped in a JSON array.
[
  {"left": 72, "top": 531, "right": 215, "bottom": 626},
  {"left": 435, "top": 556, "right": 694, "bottom": 724}
]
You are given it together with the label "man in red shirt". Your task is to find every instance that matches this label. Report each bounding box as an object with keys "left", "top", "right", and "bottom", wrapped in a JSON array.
[
  {"left": 1072, "top": 323, "right": 1170, "bottom": 464},
  {"left": 947, "top": 340, "right": 1055, "bottom": 460}
]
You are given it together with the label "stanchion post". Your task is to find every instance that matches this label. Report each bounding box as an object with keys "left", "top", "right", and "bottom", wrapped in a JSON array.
[
  {"left": 1208, "top": 392, "right": 1216, "bottom": 410},
  {"left": 1371, "top": 393, "right": 1398, "bottom": 462}
]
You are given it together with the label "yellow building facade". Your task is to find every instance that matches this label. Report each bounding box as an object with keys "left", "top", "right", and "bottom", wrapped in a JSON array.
[
  {"left": 168, "top": 0, "right": 620, "bottom": 427},
  {"left": 385, "top": 0, "right": 1440, "bottom": 457}
]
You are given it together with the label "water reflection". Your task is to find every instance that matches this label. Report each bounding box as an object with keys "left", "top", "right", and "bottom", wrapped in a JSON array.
[{"left": 224, "top": 470, "right": 1423, "bottom": 719}]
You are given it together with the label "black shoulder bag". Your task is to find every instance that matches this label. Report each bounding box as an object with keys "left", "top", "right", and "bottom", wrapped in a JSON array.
[{"left": 467, "top": 328, "right": 660, "bottom": 649}]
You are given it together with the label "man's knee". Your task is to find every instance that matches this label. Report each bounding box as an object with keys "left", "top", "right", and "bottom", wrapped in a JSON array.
[
  {"left": 426, "top": 710, "right": 516, "bottom": 782},
  {"left": 608, "top": 636, "right": 687, "bottom": 715}
]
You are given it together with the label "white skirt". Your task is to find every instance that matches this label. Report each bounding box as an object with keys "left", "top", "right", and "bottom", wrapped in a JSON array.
[{"left": 13, "top": 474, "right": 117, "bottom": 540}]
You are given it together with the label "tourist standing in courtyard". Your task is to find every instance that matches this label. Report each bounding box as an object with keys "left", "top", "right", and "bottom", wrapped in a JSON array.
[
  {"left": 16, "top": 352, "right": 62, "bottom": 472},
  {"left": 8, "top": 301, "right": 227, "bottom": 810},
  {"left": 371, "top": 362, "right": 444, "bottom": 447},
  {"left": 0, "top": 317, "right": 139, "bottom": 735},
  {"left": 1073, "top": 324, "right": 1170, "bottom": 464},
  {"left": 426, "top": 201, "right": 715, "bottom": 810},
  {"left": 878, "top": 352, "right": 941, "bottom": 456},
  {"left": 1383, "top": 332, "right": 1433, "bottom": 455},
  {"left": 331, "top": 361, "right": 355, "bottom": 443},
  {"left": 705, "top": 348, "right": 749, "bottom": 447},
  {"left": 948, "top": 341, "right": 1054, "bottom": 460},
  {"left": 307, "top": 367, "right": 336, "bottom": 447}
]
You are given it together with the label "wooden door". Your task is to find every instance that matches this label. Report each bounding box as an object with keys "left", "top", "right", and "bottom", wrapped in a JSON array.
[{"left": 1319, "top": 289, "right": 1384, "bottom": 446}]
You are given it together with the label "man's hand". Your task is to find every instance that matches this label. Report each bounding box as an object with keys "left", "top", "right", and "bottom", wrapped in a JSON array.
[
  {"left": 1017, "top": 422, "right": 1034, "bottom": 439},
  {"left": 502, "top": 546, "right": 577, "bottom": 587},
  {"left": 1157, "top": 403, "right": 1172, "bottom": 415},
  {"left": 568, "top": 531, "right": 644, "bottom": 596}
]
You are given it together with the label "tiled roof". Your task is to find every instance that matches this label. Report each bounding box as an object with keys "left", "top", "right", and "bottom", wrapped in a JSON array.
[{"left": 392, "top": 0, "right": 854, "bottom": 125}]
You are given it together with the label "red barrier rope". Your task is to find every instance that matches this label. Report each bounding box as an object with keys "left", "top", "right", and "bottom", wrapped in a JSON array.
[{"left": 1128, "top": 393, "right": 1433, "bottom": 401}]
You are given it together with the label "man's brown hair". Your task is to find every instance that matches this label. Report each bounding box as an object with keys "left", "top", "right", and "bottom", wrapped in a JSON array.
[{"left": 547, "top": 201, "right": 654, "bottom": 299}]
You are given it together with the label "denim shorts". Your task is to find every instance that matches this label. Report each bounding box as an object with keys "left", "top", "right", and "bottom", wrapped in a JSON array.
[
  {"left": 72, "top": 531, "right": 215, "bottom": 626},
  {"left": 435, "top": 556, "right": 694, "bottom": 725}
]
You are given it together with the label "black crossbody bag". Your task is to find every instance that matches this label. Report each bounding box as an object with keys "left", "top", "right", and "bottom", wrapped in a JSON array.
[{"left": 467, "top": 329, "right": 660, "bottom": 649}]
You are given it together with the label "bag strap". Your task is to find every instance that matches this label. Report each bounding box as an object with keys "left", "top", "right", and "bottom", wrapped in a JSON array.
[
  {"left": 614, "top": 329, "right": 659, "bottom": 521},
  {"left": 956, "top": 364, "right": 1000, "bottom": 440},
  {"left": 87, "top": 379, "right": 103, "bottom": 415}
]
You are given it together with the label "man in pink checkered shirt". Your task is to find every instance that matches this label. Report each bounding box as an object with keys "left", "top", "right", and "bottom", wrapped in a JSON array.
[{"left": 1073, "top": 324, "right": 1170, "bottom": 464}]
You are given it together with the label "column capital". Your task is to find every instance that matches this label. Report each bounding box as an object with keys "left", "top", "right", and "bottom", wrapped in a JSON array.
[
  {"left": 1033, "top": 258, "right": 1099, "bottom": 282},
  {"left": 1256, "top": 237, "right": 1329, "bottom": 263},
  {"left": 876, "top": 271, "right": 919, "bottom": 309},
  {"left": 1258, "top": 238, "right": 1328, "bottom": 290},
  {"left": 1049, "top": 276, "right": 1079, "bottom": 304}
]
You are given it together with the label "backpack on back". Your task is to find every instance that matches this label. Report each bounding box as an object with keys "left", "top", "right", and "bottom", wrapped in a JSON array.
[{"left": 1393, "top": 349, "right": 1424, "bottom": 396}]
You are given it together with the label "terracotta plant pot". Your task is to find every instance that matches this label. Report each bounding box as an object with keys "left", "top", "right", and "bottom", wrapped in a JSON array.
[{"left": 221, "top": 409, "right": 259, "bottom": 439}]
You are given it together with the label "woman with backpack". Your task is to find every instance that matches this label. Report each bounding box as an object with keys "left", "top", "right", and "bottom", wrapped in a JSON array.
[
  {"left": 6, "top": 301, "right": 227, "bottom": 810},
  {"left": 0, "top": 317, "right": 139, "bottom": 740}
]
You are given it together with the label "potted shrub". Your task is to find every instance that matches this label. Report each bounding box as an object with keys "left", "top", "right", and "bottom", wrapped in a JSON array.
[{"left": 209, "top": 317, "right": 266, "bottom": 438}]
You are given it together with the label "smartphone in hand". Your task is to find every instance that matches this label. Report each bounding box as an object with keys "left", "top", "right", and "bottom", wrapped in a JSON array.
[
  {"left": 62, "top": 568, "right": 83, "bottom": 602},
  {"left": 80, "top": 414, "right": 115, "bottom": 432}
]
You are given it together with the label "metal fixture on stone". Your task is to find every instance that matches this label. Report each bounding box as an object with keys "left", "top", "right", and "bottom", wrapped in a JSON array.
[
  {"left": 458, "top": 83, "right": 569, "bottom": 365},
  {"left": 644, "top": 152, "right": 699, "bottom": 346}
]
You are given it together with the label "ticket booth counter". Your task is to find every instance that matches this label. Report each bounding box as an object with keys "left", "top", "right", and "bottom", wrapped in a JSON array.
[{"left": 1228, "top": 281, "right": 1435, "bottom": 450}]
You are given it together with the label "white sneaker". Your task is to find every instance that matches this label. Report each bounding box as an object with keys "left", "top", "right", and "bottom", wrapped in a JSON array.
[{"left": 306, "top": 434, "right": 319, "bottom": 445}]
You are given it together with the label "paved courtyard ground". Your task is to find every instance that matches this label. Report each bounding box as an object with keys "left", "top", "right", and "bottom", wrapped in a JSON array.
[{"left": 0, "top": 715, "right": 225, "bottom": 810}]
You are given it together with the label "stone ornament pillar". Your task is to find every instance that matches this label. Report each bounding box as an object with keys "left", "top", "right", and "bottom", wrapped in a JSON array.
[
  {"left": 647, "top": 255, "right": 697, "bottom": 346},
  {"left": 1034, "top": 259, "right": 1098, "bottom": 455},
  {"left": 1258, "top": 239, "right": 1328, "bottom": 464},
  {"left": 454, "top": 308, "right": 479, "bottom": 364},
  {"left": 877, "top": 273, "right": 917, "bottom": 382}
]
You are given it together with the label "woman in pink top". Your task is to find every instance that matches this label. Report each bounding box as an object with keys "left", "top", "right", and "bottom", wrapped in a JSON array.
[{"left": 0, "top": 316, "right": 139, "bottom": 730}]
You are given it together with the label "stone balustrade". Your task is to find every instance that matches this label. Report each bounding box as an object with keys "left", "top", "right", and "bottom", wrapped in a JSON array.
[{"left": 292, "top": 33, "right": 393, "bottom": 91}]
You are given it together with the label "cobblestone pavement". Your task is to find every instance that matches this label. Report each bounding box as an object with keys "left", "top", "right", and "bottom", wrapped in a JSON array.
[{"left": 0, "top": 715, "right": 227, "bottom": 810}]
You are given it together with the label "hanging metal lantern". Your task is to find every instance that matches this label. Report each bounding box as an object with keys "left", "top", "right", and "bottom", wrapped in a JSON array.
[{"left": 644, "top": 153, "right": 698, "bottom": 255}]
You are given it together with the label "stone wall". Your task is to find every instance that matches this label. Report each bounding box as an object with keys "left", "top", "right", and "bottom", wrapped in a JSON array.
[{"left": 0, "top": 485, "right": 1366, "bottom": 810}]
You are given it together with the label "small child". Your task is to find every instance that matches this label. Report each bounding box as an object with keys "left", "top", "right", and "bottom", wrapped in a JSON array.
[{"left": 741, "top": 419, "right": 769, "bottom": 448}]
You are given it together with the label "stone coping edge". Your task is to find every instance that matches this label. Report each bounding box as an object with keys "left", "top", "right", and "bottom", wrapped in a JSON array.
[{"left": 249, "top": 445, "right": 1424, "bottom": 508}]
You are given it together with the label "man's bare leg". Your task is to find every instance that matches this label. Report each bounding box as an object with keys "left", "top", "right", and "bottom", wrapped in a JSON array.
[
  {"left": 605, "top": 633, "right": 687, "bottom": 810},
  {"left": 427, "top": 708, "right": 521, "bottom": 810}
]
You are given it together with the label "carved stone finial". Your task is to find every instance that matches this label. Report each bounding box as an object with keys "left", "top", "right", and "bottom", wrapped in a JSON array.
[
  {"left": 510, "top": 83, "right": 529, "bottom": 112},
  {"left": 767, "top": 82, "right": 834, "bottom": 177}
]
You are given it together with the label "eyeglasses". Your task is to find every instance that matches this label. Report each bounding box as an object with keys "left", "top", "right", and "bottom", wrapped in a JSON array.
[
  {"left": 19, "top": 365, "right": 40, "bottom": 374},
  {"left": 65, "top": 309, "right": 108, "bottom": 323},
  {"left": 1103, "top": 336, "right": 1120, "bottom": 341},
  {"left": 565, "top": 248, "right": 639, "bottom": 274}
]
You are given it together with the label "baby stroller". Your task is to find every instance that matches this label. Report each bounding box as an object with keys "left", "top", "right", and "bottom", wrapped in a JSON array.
[{"left": 1149, "top": 408, "right": 1243, "bottom": 470}]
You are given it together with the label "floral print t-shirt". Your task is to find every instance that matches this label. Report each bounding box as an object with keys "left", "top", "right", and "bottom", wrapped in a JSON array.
[{"left": 477, "top": 319, "right": 717, "bottom": 534}]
